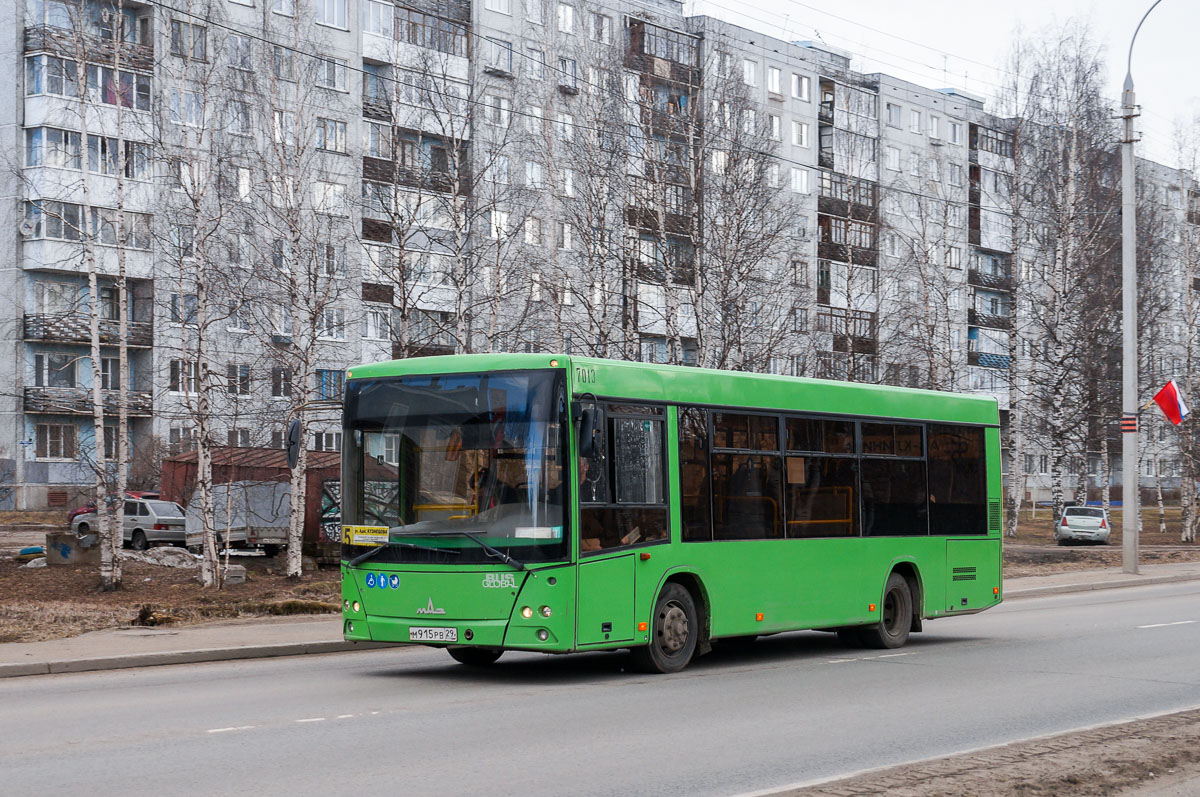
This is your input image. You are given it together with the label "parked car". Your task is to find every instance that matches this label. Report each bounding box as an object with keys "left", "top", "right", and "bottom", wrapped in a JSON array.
[
  {"left": 71, "top": 498, "right": 187, "bottom": 550},
  {"left": 1054, "top": 505, "right": 1110, "bottom": 545},
  {"left": 66, "top": 492, "right": 161, "bottom": 525}
]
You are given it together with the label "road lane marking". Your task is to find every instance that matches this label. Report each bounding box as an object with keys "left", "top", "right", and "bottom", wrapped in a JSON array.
[
  {"left": 207, "top": 726, "right": 255, "bottom": 734},
  {"left": 336, "top": 714, "right": 354, "bottom": 719},
  {"left": 1137, "top": 620, "right": 1196, "bottom": 629},
  {"left": 826, "top": 652, "right": 916, "bottom": 664},
  {"left": 296, "top": 718, "right": 326, "bottom": 723}
]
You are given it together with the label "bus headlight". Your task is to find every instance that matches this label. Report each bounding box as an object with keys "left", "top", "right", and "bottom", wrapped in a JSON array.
[
  {"left": 352, "top": 601, "right": 360, "bottom": 613},
  {"left": 540, "top": 606, "right": 552, "bottom": 617},
  {"left": 521, "top": 606, "right": 534, "bottom": 619},
  {"left": 343, "top": 600, "right": 350, "bottom": 610}
]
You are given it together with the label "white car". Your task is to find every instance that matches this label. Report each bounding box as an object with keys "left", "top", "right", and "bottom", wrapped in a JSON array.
[
  {"left": 71, "top": 499, "right": 187, "bottom": 551},
  {"left": 1054, "top": 506, "right": 1110, "bottom": 546}
]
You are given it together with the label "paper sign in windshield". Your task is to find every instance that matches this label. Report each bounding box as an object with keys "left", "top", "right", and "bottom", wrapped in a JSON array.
[{"left": 342, "top": 525, "right": 389, "bottom": 545}]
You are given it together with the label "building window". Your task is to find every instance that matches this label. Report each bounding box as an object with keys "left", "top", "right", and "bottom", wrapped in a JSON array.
[
  {"left": 886, "top": 146, "right": 901, "bottom": 171},
  {"left": 949, "top": 163, "right": 963, "bottom": 187},
  {"left": 362, "top": 0, "right": 392, "bottom": 35},
  {"left": 791, "top": 121, "right": 809, "bottom": 147},
  {"left": 524, "top": 217, "right": 542, "bottom": 245},
  {"left": 767, "top": 66, "right": 780, "bottom": 94},
  {"left": 909, "top": 110, "right": 921, "bottom": 133},
  {"left": 316, "top": 57, "right": 347, "bottom": 90},
  {"left": 169, "top": 293, "right": 198, "bottom": 325},
  {"left": 170, "top": 21, "right": 207, "bottom": 60},
  {"left": 886, "top": 103, "right": 901, "bottom": 127},
  {"left": 272, "top": 45, "right": 296, "bottom": 81},
  {"left": 791, "top": 73, "right": 810, "bottom": 101},
  {"left": 25, "top": 128, "right": 81, "bottom": 170},
  {"left": 590, "top": 12, "right": 611, "bottom": 43},
  {"left": 929, "top": 115, "right": 940, "bottom": 139},
  {"left": 316, "top": 370, "right": 345, "bottom": 400},
  {"left": 742, "top": 59, "right": 757, "bottom": 87},
  {"left": 34, "top": 353, "right": 76, "bottom": 388},
  {"left": 227, "top": 34, "right": 252, "bottom": 69},
  {"left": 317, "top": 308, "right": 345, "bottom": 340},
  {"left": 226, "top": 363, "right": 251, "bottom": 395},
  {"left": 271, "top": 367, "right": 292, "bottom": 398},
  {"left": 555, "top": 112, "right": 574, "bottom": 141},
  {"left": 101, "top": 357, "right": 121, "bottom": 390},
  {"left": 169, "top": 89, "right": 202, "bottom": 126},
  {"left": 363, "top": 306, "right": 390, "bottom": 340},
  {"left": 271, "top": 0, "right": 295, "bottom": 15},
  {"left": 169, "top": 360, "right": 200, "bottom": 393},
  {"left": 556, "top": 221, "right": 573, "bottom": 250},
  {"left": 790, "top": 167, "right": 809, "bottom": 193},
  {"left": 312, "top": 431, "right": 342, "bottom": 451},
  {"left": 36, "top": 423, "right": 77, "bottom": 459},
  {"left": 768, "top": 115, "right": 781, "bottom": 140},
  {"left": 950, "top": 121, "right": 963, "bottom": 145},
  {"left": 227, "top": 429, "right": 251, "bottom": 447},
  {"left": 485, "top": 95, "right": 511, "bottom": 126},
  {"left": 315, "top": 0, "right": 347, "bottom": 27},
  {"left": 556, "top": 3, "right": 573, "bottom": 33},
  {"left": 525, "top": 161, "right": 544, "bottom": 188},
  {"left": 484, "top": 0, "right": 512, "bottom": 13},
  {"left": 316, "top": 118, "right": 347, "bottom": 152}
]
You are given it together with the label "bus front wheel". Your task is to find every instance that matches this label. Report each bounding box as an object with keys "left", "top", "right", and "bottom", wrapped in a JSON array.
[
  {"left": 859, "top": 573, "right": 912, "bottom": 650},
  {"left": 447, "top": 646, "right": 503, "bottom": 667},
  {"left": 632, "top": 583, "right": 698, "bottom": 674}
]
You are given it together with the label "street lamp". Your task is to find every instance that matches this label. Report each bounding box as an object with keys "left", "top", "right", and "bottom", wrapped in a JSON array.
[{"left": 1120, "top": 0, "right": 1164, "bottom": 574}]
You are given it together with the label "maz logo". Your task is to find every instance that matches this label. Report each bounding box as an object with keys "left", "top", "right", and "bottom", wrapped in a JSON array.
[{"left": 416, "top": 597, "right": 446, "bottom": 615}]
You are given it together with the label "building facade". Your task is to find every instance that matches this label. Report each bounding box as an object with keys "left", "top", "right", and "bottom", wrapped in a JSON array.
[{"left": 2, "top": 0, "right": 1196, "bottom": 508}]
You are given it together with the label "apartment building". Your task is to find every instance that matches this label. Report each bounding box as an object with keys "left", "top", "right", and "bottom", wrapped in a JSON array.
[{"left": 2, "top": 0, "right": 1197, "bottom": 508}]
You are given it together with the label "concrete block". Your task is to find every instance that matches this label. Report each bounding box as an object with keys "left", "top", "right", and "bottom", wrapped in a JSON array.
[
  {"left": 224, "top": 564, "right": 248, "bottom": 585},
  {"left": 45, "top": 531, "right": 100, "bottom": 566}
]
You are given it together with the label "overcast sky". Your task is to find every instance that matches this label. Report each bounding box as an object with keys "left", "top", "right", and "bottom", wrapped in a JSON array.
[{"left": 684, "top": 0, "right": 1199, "bottom": 166}]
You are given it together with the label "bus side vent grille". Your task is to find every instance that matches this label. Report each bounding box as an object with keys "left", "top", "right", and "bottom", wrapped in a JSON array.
[
  {"left": 952, "top": 566, "right": 977, "bottom": 581},
  {"left": 988, "top": 500, "right": 1002, "bottom": 531}
]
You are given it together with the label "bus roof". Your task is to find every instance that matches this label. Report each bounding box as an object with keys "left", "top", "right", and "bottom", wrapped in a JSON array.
[{"left": 347, "top": 353, "right": 999, "bottom": 427}]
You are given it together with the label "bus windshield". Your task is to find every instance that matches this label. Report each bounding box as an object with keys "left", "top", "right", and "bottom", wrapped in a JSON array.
[{"left": 342, "top": 370, "right": 569, "bottom": 565}]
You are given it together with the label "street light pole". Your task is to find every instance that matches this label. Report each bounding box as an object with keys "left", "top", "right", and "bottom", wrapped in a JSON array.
[{"left": 1120, "top": 0, "right": 1163, "bottom": 575}]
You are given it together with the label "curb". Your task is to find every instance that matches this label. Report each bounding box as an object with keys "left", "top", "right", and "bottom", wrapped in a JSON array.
[
  {"left": 1005, "top": 572, "right": 1200, "bottom": 599},
  {"left": 0, "top": 639, "right": 392, "bottom": 679}
]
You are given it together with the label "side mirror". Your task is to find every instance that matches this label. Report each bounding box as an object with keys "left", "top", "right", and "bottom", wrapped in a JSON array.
[
  {"left": 285, "top": 419, "right": 302, "bottom": 469},
  {"left": 577, "top": 407, "right": 598, "bottom": 458}
]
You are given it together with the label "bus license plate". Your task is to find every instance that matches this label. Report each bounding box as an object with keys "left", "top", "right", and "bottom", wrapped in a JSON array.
[{"left": 409, "top": 626, "right": 457, "bottom": 642}]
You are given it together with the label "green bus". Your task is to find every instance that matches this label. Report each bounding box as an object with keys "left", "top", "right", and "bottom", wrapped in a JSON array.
[{"left": 340, "top": 353, "right": 1002, "bottom": 673}]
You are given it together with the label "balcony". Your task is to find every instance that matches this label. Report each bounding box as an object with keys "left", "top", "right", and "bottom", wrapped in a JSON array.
[
  {"left": 967, "top": 268, "right": 1013, "bottom": 292},
  {"left": 24, "top": 314, "right": 153, "bottom": 348},
  {"left": 968, "top": 350, "right": 1011, "bottom": 369},
  {"left": 818, "top": 100, "right": 834, "bottom": 125},
  {"left": 362, "top": 94, "right": 391, "bottom": 122},
  {"left": 968, "top": 308, "right": 1012, "bottom": 330},
  {"left": 24, "top": 386, "right": 153, "bottom": 418},
  {"left": 25, "top": 24, "right": 154, "bottom": 72},
  {"left": 818, "top": 148, "right": 834, "bottom": 170}
]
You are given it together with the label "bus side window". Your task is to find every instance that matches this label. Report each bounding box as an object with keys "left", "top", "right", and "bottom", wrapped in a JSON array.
[
  {"left": 928, "top": 425, "right": 987, "bottom": 534},
  {"left": 679, "top": 407, "right": 712, "bottom": 541},
  {"left": 579, "top": 403, "right": 668, "bottom": 553}
]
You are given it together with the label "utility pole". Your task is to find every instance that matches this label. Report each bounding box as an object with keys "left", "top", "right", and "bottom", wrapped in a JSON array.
[{"left": 1120, "top": 0, "right": 1164, "bottom": 574}]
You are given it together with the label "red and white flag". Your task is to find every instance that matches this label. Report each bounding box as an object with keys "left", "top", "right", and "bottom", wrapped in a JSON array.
[{"left": 1152, "top": 380, "right": 1190, "bottom": 426}]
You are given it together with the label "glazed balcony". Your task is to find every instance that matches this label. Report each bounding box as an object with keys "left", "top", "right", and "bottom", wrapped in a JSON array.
[{"left": 24, "top": 386, "right": 153, "bottom": 417}]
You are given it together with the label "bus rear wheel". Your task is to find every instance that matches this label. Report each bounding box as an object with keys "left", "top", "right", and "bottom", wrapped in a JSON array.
[
  {"left": 447, "top": 646, "right": 503, "bottom": 667},
  {"left": 859, "top": 573, "right": 912, "bottom": 650},
  {"left": 632, "top": 583, "right": 698, "bottom": 674}
]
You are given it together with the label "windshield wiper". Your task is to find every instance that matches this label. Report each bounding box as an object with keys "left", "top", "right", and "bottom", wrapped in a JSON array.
[
  {"left": 393, "top": 528, "right": 526, "bottom": 570},
  {"left": 347, "top": 540, "right": 461, "bottom": 568}
]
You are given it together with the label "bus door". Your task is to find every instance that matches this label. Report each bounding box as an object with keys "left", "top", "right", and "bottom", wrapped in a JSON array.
[{"left": 573, "top": 401, "right": 671, "bottom": 647}]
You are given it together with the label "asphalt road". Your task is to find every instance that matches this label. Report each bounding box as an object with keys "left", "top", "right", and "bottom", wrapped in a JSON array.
[{"left": 3, "top": 582, "right": 1198, "bottom": 796}]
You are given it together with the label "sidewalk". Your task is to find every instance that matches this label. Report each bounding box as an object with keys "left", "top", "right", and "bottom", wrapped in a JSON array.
[{"left": 3, "top": 561, "right": 1199, "bottom": 678}]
